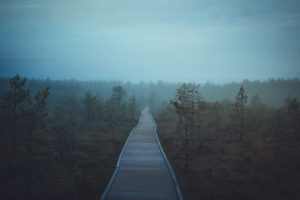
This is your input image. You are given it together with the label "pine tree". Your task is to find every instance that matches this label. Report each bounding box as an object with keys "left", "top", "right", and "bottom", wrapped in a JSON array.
[
  {"left": 111, "top": 86, "right": 127, "bottom": 121},
  {"left": 83, "top": 91, "right": 99, "bottom": 123},
  {"left": 0, "top": 74, "right": 29, "bottom": 159},
  {"left": 234, "top": 85, "right": 247, "bottom": 142},
  {"left": 285, "top": 97, "right": 300, "bottom": 139},
  {"left": 0, "top": 75, "right": 50, "bottom": 164},
  {"left": 170, "top": 83, "right": 201, "bottom": 168},
  {"left": 21, "top": 86, "right": 50, "bottom": 157}
]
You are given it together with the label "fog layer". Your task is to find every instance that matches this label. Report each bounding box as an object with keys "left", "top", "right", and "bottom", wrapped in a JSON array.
[{"left": 1, "top": 0, "right": 300, "bottom": 82}]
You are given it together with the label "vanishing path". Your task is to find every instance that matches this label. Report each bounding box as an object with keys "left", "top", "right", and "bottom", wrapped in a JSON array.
[{"left": 101, "top": 109, "right": 183, "bottom": 200}]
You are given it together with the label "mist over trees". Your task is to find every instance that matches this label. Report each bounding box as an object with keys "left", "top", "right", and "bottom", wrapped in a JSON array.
[
  {"left": 1, "top": 77, "right": 299, "bottom": 110},
  {"left": 155, "top": 82, "right": 300, "bottom": 200},
  {"left": 0, "top": 75, "right": 139, "bottom": 200},
  {"left": 234, "top": 86, "right": 248, "bottom": 142},
  {"left": 0, "top": 75, "right": 299, "bottom": 200}
]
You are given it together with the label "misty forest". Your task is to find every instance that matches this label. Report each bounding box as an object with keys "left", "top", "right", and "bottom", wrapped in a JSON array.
[
  {"left": 1, "top": 0, "right": 300, "bottom": 200},
  {"left": 0, "top": 76, "right": 299, "bottom": 199}
]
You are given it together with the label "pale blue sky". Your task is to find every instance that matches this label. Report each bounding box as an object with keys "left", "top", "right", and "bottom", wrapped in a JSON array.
[{"left": 0, "top": 0, "right": 300, "bottom": 83}]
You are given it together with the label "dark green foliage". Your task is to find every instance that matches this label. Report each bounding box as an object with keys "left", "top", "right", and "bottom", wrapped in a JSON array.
[
  {"left": 170, "top": 83, "right": 201, "bottom": 168},
  {"left": 1, "top": 75, "right": 300, "bottom": 200},
  {"left": 21, "top": 86, "right": 50, "bottom": 156},
  {"left": 285, "top": 97, "right": 300, "bottom": 140},
  {"left": 154, "top": 85, "right": 300, "bottom": 200},
  {"left": 0, "top": 75, "right": 50, "bottom": 200},
  {"left": 0, "top": 75, "right": 138, "bottom": 200},
  {"left": 83, "top": 91, "right": 102, "bottom": 123},
  {"left": 2, "top": 77, "right": 299, "bottom": 110},
  {"left": 111, "top": 86, "right": 127, "bottom": 121},
  {"left": 234, "top": 85, "right": 248, "bottom": 142},
  {"left": 0, "top": 75, "right": 29, "bottom": 158},
  {"left": 0, "top": 75, "right": 50, "bottom": 161}
]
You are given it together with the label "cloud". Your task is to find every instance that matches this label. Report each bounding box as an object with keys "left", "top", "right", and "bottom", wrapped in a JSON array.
[{"left": 0, "top": 0, "right": 299, "bottom": 82}]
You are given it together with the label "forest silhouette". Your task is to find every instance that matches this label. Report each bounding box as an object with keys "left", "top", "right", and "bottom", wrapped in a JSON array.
[{"left": 0, "top": 75, "right": 299, "bottom": 200}]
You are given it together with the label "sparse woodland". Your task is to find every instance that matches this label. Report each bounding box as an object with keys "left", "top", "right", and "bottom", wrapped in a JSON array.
[
  {"left": 154, "top": 83, "right": 300, "bottom": 200},
  {"left": 0, "top": 75, "right": 138, "bottom": 200},
  {"left": 0, "top": 75, "right": 300, "bottom": 200}
]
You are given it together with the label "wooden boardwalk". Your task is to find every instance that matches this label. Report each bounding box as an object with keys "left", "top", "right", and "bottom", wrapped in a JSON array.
[{"left": 101, "top": 109, "right": 183, "bottom": 200}]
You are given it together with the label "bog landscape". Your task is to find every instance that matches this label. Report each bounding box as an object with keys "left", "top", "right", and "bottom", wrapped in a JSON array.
[{"left": 1, "top": 0, "right": 300, "bottom": 200}]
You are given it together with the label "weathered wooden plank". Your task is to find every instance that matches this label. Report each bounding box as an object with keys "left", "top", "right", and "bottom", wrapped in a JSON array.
[{"left": 101, "top": 110, "right": 183, "bottom": 200}]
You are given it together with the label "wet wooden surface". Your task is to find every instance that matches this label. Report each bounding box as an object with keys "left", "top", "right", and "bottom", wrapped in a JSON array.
[{"left": 103, "top": 110, "right": 181, "bottom": 200}]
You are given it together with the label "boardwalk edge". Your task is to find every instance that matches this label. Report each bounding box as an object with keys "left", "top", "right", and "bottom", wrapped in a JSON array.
[
  {"left": 100, "top": 124, "right": 138, "bottom": 200},
  {"left": 151, "top": 115, "right": 184, "bottom": 200}
]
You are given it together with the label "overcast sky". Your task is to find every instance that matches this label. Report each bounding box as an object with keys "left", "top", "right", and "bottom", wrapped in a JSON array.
[{"left": 0, "top": 0, "right": 300, "bottom": 83}]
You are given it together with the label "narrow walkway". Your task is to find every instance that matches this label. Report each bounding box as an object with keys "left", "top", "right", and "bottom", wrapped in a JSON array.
[{"left": 101, "top": 109, "right": 183, "bottom": 200}]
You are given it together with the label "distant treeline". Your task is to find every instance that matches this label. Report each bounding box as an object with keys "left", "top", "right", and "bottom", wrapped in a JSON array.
[
  {"left": 1, "top": 74, "right": 299, "bottom": 200},
  {"left": 1, "top": 77, "right": 299, "bottom": 109}
]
